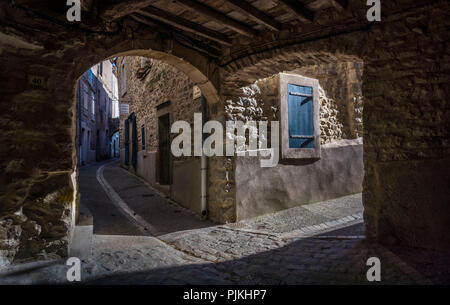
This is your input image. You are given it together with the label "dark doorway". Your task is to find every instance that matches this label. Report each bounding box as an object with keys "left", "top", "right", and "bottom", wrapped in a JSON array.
[
  {"left": 131, "top": 113, "right": 137, "bottom": 169},
  {"left": 124, "top": 119, "right": 129, "bottom": 165},
  {"left": 158, "top": 113, "right": 171, "bottom": 185}
]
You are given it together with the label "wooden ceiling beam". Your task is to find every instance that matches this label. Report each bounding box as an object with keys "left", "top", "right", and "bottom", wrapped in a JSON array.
[
  {"left": 173, "top": 0, "right": 257, "bottom": 37},
  {"left": 224, "top": 0, "right": 282, "bottom": 31},
  {"left": 129, "top": 13, "right": 159, "bottom": 27},
  {"left": 331, "top": 0, "right": 349, "bottom": 11},
  {"left": 137, "top": 6, "right": 232, "bottom": 46},
  {"left": 100, "top": 0, "right": 155, "bottom": 20},
  {"left": 129, "top": 13, "right": 221, "bottom": 57},
  {"left": 278, "top": 0, "right": 314, "bottom": 23}
]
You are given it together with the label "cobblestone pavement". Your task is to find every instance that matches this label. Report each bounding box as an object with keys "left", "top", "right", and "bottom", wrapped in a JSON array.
[
  {"left": 228, "top": 193, "right": 364, "bottom": 235},
  {"left": 1, "top": 161, "right": 448, "bottom": 285},
  {"left": 90, "top": 237, "right": 431, "bottom": 285}
]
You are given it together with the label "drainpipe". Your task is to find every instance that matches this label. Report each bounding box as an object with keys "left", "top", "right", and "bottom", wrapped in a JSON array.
[{"left": 201, "top": 95, "right": 208, "bottom": 218}]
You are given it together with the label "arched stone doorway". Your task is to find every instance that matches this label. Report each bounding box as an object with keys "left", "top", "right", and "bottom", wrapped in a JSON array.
[
  {"left": 0, "top": 37, "right": 221, "bottom": 263},
  {"left": 0, "top": 0, "right": 448, "bottom": 268}
]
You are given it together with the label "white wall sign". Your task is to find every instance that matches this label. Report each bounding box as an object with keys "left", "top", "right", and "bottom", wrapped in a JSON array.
[
  {"left": 119, "top": 103, "right": 129, "bottom": 115},
  {"left": 193, "top": 85, "right": 202, "bottom": 100}
]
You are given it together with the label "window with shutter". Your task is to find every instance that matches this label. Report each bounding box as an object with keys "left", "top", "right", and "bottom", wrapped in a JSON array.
[
  {"left": 280, "top": 73, "right": 320, "bottom": 159},
  {"left": 288, "top": 84, "right": 314, "bottom": 149}
]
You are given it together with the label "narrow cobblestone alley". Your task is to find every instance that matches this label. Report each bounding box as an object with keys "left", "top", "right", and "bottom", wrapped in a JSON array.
[
  {"left": 1, "top": 161, "right": 448, "bottom": 285},
  {"left": 1, "top": 0, "right": 449, "bottom": 295},
  {"left": 78, "top": 161, "right": 142, "bottom": 236}
]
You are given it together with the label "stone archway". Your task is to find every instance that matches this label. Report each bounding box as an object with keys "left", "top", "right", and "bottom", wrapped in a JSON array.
[
  {"left": 75, "top": 46, "right": 221, "bottom": 107},
  {"left": 0, "top": 29, "right": 222, "bottom": 264},
  {"left": 215, "top": 47, "right": 366, "bottom": 224},
  {"left": 216, "top": 5, "right": 450, "bottom": 250},
  {"left": 1, "top": 0, "right": 449, "bottom": 268}
]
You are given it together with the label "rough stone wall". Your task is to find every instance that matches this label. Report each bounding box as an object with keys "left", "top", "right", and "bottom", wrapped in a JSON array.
[
  {"left": 0, "top": 52, "right": 76, "bottom": 266},
  {"left": 220, "top": 1, "right": 450, "bottom": 250},
  {"left": 223, "top": 61, "right": 363, "bottom": 145},
  {"left": 207, "top": 156, "right": 236, "bottom": 223},
  {"left": 317, "top": 85, "right": 344, "bottom": 144},
  {"left": 360, "top": 5, "right": 450, "bottom": 249},
  {"left": 290, "top": 61, "right": 364, "bottom": 139},
  {"left": 118, "top": 56, "right": 201, "bottom": 153}
]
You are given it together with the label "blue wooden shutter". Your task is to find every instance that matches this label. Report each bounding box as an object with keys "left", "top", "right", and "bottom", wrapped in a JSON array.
[
  {"left": 124, "top": 119, "right": 129, "bottom": 165},
  {"left": 288, "top": 84, "right": 314, "bottom": 148}
]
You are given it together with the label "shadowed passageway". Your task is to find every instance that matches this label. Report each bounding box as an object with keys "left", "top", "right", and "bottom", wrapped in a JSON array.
[
  {"left": 79, "top": 161, "right": 214, "bottom": 236},
  {"left": 1, "top": 161, "right": 449, "bottom": 285}
]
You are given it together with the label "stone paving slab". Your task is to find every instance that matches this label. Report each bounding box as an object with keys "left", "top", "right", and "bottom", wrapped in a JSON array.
[
  {"left": 279, "top": 213, "right": 364, "bottom": 239},
  {"left": 159, "top": 226, "right": 288, "bottom": 263},
  {"left": 228, "top": 193, "right": 364, "bottom": 234},
  {"left": 302, "top": 193, "right": 363, "bottom": 219}
]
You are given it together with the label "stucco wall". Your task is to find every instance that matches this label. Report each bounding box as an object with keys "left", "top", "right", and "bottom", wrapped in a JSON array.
[
  {"left": 236, "top": 139, "right": 363, "bottom": 220},
  {"left": 136, "top": 151, "right": 157, "bottom": 185},
  {"left": 172, "top": 159, "right": 202, "bottom": 214},
  {"left": 226, "top": 67, "right": 365, "bottom": 220}
]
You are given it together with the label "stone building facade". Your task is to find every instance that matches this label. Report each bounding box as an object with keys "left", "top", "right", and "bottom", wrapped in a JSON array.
[
  {"left": 76, "top": 60, "right": 118, "bottom": 166},
  {"left": 118, "top": 56, "right": 204, "bottom": 213},
  {"left": 76, "top": 69, "right": 97, "bottom": 165},
  {"left": 117, "top": 56, "right": 364, "bottom": 222}
]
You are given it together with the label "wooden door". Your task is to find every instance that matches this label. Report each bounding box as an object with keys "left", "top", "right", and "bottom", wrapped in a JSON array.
[
  {"left": 124, "top": 119, "right": 129, "bottom": 165},
  {"left": 158, "top": 113, "right": 171, "bottom": 185}
]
